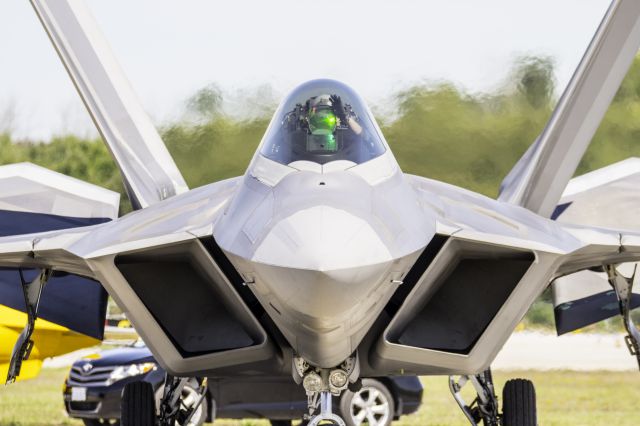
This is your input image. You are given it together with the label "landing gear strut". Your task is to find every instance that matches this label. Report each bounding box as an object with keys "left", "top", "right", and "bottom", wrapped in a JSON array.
[
  {"left": 308, "top": 391, "right": 345, "bottom": 426},
  {"left": 606, "top": 264, "right": 640, "bottom": 370},
  {"left": 156, "top": 375, "right": 208, "bottom": 426},
  {"left": 449, "top": 369, "right": 500, "bottom": 426},
  {"left": 6, "top": 268, "right": 51, "bottom": 384},
  {"left": 450, "top": 369, "right": 538, "bottom": 426}
]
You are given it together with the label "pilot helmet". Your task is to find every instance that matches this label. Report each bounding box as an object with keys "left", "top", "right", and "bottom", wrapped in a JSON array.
[{"left": 307, "top": 95, "right": 337, "bottom": 136}]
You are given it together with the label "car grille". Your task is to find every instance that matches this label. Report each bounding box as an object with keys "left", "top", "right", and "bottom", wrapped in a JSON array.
[
  {"left": 68, "top": 365, "right": 115, "bottom": 387},
  {"left": 67, "top": 401, "right": 100, "bottom": 412}
]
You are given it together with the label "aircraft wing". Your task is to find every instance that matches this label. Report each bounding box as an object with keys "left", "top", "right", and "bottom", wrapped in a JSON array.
[
  {"left": 552, "top": 268, "right": 639, "bottom": 335},
  {"left": 0, "top": 163, "right": 117, "bottom": 341},
  {"left": 551, "top": 157, "right": 640, "bottom": 228},
  {"left": 550, "top": 158, "right": 640, "bottom": 334},
  {"left": 0, "top": 227, "right": 94, "bottom": 276},
  {"left": 498, "top": 0, "right": 640, "bottom": 218},
  {"left": 30, "top": 0, "right": 189, "bottom": 209}
]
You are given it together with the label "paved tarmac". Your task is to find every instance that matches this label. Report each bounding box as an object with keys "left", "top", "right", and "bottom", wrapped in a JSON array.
[{"left": 493, "top": 332, "right": 637, "bottom": 371}]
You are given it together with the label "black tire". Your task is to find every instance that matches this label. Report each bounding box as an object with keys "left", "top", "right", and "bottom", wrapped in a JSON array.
[
  {"left": 502, "top": 379, "right": 537, "bottom": 426},
  {"left": 121, "top": 381, "right": 155, "bottom": 426},
  {"left": 269, "top": 421, "right": 292, "bottom": 426},
  {"left": 340, "top": 378, "right": 394, "bottom": 426}
]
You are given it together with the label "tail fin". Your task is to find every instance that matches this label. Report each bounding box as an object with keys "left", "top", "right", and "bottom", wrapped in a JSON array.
[
  {"left": 498, "top": 0, "right": 640, "bottom": 217},
  {"left": 30, "top": 0, "right": 188, "bottom": 209}
]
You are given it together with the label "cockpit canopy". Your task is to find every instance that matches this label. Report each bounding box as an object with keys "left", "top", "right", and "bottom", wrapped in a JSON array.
[{"left": 260, "top": 80, "right": 387, "bottom": 167}]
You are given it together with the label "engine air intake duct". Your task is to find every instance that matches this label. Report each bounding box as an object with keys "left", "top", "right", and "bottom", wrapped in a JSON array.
[
  {"left": 115, "top": 240, "right": 264, "bottom": 358},
  {"left": 386, "top": 241, "right": 534, "bottom": 354}
]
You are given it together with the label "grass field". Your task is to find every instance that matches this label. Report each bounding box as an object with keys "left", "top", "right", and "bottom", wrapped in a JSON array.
[{"left": 0, "top": 369, "right": 638, "bottom": 425}]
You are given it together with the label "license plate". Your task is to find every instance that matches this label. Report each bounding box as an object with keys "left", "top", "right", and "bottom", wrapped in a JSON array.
[{"left": 71, "top": 387, "right": 87, "bottom": 401}]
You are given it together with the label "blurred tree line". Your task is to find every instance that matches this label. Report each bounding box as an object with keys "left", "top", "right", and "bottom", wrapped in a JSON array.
[
  {"left": 4, "top": 55, "right": 640, "bottom": 213},
  {"left": 2, "top": 55, "right": 640, "bottom": 330}
]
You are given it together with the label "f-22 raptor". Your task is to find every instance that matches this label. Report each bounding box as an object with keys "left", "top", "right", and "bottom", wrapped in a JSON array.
[{"left": 2, "top": 1, "right": 640, "bottom": 425}]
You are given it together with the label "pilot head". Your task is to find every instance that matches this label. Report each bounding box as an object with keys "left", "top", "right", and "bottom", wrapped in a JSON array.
[{"left": 307, "top": 94, "right": 338, "bottom": 136}]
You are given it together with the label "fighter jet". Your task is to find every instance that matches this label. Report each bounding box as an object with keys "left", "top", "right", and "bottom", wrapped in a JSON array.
[{"left": 3, "top": 0, "right": 640, "bottom": 425}]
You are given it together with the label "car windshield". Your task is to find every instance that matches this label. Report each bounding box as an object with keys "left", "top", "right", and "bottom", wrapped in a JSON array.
[{"left": 260, "top": 80, "right": 386, "bottom": 167}]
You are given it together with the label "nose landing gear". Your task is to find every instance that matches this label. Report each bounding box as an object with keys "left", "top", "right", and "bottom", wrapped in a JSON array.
[
  {"left": 294, "top": 355, "right": 359, "bottom": 426},
  {"left": 308, "top": 391, "right": 346, "bottom": 426}
]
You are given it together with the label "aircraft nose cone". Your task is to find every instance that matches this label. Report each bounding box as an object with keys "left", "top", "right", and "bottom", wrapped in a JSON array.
[
  {"left": 253, "top": 205, "right": 392, "bottom": 270},
  {"left": 215, "top": 170, "right": 436, "bottom": 367},
  {"left": 238, "top": 205, "right": 413, "bottom": 367}
]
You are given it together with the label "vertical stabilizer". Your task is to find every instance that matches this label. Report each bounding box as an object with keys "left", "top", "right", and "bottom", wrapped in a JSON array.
[
  {"left": 498, "top": 0, "right": 640, "bottom": 217},
  {"left": 30, "top": 0, "right": 189, "bottom": 209}
]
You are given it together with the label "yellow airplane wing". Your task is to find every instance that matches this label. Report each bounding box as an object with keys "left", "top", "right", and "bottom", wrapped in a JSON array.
[{"left": 0, "top": 305, "right": 99, "bottom": 382}]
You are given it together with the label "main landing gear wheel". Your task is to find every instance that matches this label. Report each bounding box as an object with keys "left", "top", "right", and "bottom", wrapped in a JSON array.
[
  {"left": 341, "top": 379, "right": 394, "bottom": 426},
  {"left": 121, "top": 381, "right": 155, "bottom": 426},
  {"left": 502, "top": 379, "right": 537, "bottom": 426}
]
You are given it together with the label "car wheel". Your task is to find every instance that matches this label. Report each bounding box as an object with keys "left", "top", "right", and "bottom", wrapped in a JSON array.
[
  {"left": 340, "top": 378, "right": 394, "bottom": 426},
  {"left": 155, "top": 380, "right": 208, "bottom": 426},
  {"left": 121, "top": 381, "right": 155, "bottom": 426},
  {"left": 502, "top": 379, "right": 537, "bottom": 426},
  {"left": 82, "top": 420, "right": 119, "bottom": 426},
  {"left": 179, "top": 382, "right": 208, "bottom": 426}
]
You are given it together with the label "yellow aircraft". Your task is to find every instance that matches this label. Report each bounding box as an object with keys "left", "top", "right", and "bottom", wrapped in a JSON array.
[{"left": 0, "top": 305, "right": 100, "bottom": 382}]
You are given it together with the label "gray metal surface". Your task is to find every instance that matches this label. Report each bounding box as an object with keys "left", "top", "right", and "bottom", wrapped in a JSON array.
[
  {"left": 551, "top": 158, "right": 640, "bottom": 331},
  {"left": 3, "top": 0, "right": 640, "bottom": 385},
  {"left": 3, "top": 158, "right": 640, "bottom": 376}
]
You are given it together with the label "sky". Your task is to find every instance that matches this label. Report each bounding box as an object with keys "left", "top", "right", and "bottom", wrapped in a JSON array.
[{"left": 0, "top": 0, "right": 610, "bottom": 140}]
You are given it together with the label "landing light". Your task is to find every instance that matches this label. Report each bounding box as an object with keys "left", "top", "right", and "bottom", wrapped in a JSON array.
[
  {"left": 303, "top": 371, "right": 323, "bottom": 393},
  {"left": 329, "top": 369, "right": 348, "bottom": 389}
]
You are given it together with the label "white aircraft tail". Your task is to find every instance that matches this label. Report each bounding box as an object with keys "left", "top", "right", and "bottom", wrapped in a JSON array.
[
  {"left": 30, "top": 0, "right": 189, "bottom": 209},
  {"left": 498, "top": 0, "right": 640, "bottom": 218}
]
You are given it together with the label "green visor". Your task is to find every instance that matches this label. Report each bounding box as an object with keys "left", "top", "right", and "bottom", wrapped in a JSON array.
[{"left": 308, "top": 107, "right": 337, "bottom": 136}]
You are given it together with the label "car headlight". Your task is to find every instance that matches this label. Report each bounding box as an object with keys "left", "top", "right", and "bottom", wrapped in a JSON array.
[{"left": 107, "top": 362, "right": 156, "bottom": 385}]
